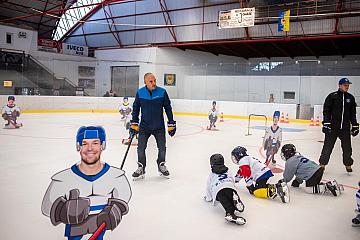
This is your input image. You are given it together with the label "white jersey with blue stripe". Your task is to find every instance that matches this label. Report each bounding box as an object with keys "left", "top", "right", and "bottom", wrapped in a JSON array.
[
  {"left": 205, "top": 171, "right": 237, "bottom": 205},
  {"left": 263, "top": 125, "right": 282, "bottom": 147},
  {"left": 1, "top": 104, "right": 20, "bottom": 116},
  {"left": 41, "top": 163, "right": 132, "bottom": 217}
]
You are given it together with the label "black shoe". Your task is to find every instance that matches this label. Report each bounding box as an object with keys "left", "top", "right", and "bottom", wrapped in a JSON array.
[
  {"left": 225, "top": 213, "right": 246, "bottom": 225},
  {"left": 275, "top": 181, "right": 290, "bottom": 203},
  {"left": 132, "top": 166, "right": 145, "bottom": 180},
  {"left": 325, "top": 181, "right": 339, "bottom": 196},
  {"left": 158, "top": 162, "right": 170, "bottom": 178},
  {"left": 352, "top": 215, "right": 360, "bottom": 227},
  {"left": 346, "top": 166, "right": 353, "bottom": 173},
  {"left": 291, "top": 180, "right": 300, "bottom": 188}
]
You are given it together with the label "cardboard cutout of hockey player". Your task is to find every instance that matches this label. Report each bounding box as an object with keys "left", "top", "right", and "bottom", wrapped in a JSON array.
[
  {"left": 41, "top": 126, "right": 132, "bottom": 240},
  {"left": 122, "top": 115, "right": 138, "bottom": 146},
  {"left": 263, "top": 111, "right": 282, "bottom": 166},
  {"left": 207, "top": 101, "right": 219, "bottom": 130},
  {"left": 119, "top": 97, "right": 132, "bottom": 120},
  {"left": 2, "top": 96, "right": 23, "bottom": 129}
]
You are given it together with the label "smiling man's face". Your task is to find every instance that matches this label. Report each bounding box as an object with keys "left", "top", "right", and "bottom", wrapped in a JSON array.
[{"left": 80, "top": 138, "right": 102, "bottom": 165}]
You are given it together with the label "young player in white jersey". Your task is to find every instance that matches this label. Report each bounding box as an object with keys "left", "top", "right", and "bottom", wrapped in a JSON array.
[
  {"left": 41, "top": 126, "right": 132, "bottom": 239},
  {"left": 263, "top": 111, "right": 282, "bottom": 165},
  {"left": 2, "top": 96, "right": 22, "bottom": 128},
  {"left": 352, "top": 181, "right": 360, "bottom": 227},
  {"left": 119, "top": 97, "right": 132, "bottom": 120},
  {"left": 204, "top": 154, "right": 246, "bottom": 225},
  {"left": 231, "top": 146, "right": 289, "bottom": 203},
  {"left": 281, "top": 144, "right": 343, "bottom": 196},
  {"left": 207, "top": 101, "right": 219, "bottom": 130}
]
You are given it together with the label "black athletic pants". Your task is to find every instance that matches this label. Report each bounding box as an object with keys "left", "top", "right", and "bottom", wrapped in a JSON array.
[
  {"left": 305, "top": 167, "right": 324, "bottom": 187},
  {"left": 137, "top": 128, "right": 166, "bottom": 169},
  {"left": 319, "top": 129, "right": 353, "bottom": 167},
  {"left": 216, "top": 188, "right": 237, "bottom": 214}
]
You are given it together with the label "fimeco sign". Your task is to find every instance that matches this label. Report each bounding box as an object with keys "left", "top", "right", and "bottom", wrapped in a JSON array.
[{"left": 62, "top": 43, "right": 88, "bottom": 57}]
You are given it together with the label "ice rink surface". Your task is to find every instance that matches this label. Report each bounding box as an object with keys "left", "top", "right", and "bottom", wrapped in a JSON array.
[{"left": 0, "top": 113, "right": 359, "bottom": 240}]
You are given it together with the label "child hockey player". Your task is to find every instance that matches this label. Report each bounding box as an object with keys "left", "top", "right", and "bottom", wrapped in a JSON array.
[
  {"left": 231, "top": 146, "right": 289, "bottom": 203},
  {"left": 2, "top": 96, "right": 22, "bottom": 128},
  {"left": 204, "top": 154, "right": 246, "bottom": 225},
  {"left": 263, "top": 111, "right": 282, "bottom": 165},
  {"left": 122, "top": 116, "right": 138, "bottom": 145},
  {"left": 281, "top": 144, "right": 343, "bottom": 196},
  {"left": 352, "top": 181, "right": 360, "bottom": 227},
  {"left": 119, "top": 97, "right": 132, "bottom": 120},
  {"left": 207, "top": 101, "right": 218, "bottom": 130}
]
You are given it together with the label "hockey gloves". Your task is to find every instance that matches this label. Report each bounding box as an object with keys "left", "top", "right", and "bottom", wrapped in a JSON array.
[
  {"left": 246, "top": 185, "right": 255, "bottom": 194},
  {"left": 351, "top": 123, "right": 359, "bottom": 137},
  {"left": 97, "top": 198, "right": 129, "bottom": 231},
  {"left": 167, "top": 121, "right": 176, "bottom": 137},
  {"left": 129, "top": 120, "right": 139, "bottom": 136},
  {"left": 322, "top": 122, "right": 331, "bottom": 134},
  {"left": 50, "top": 189, "right": 90, "bottom": 226},
  {"left": 234, "top": 174, "right": 243, "bottom": 183}
]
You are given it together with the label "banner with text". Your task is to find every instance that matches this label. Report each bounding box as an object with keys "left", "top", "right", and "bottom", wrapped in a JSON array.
[
  {"left": 62, "top": 43, "right": 88, "bottom": 57},
  {"left": 218, "top": 8, "right": 255, "bottom": 29}
]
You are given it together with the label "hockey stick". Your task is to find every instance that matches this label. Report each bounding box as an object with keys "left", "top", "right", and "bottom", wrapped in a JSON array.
[
  {"left": 121, "top": 133, "right": 135, "bottom": 169},
  {"left": 8, "top": 118, "right": 20, "bottom": 128},
  {"left": 89, "top": 223, "right": 106, "bottom": 240},
  {"left": 89, "top": 133, "right": 135, "bottom": 240}
]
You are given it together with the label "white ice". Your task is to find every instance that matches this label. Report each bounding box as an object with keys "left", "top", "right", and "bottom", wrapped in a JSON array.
[{"left": 0, "top": 113, "right": 359, "bottom": 240}]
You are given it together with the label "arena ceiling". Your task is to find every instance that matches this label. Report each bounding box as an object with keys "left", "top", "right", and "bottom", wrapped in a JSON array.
[
  {"left": 0, "top": 0, "right": 70, "bottom": 39},
  {"left": 1, "top": 0, "right": 360, "bottom": 59}
]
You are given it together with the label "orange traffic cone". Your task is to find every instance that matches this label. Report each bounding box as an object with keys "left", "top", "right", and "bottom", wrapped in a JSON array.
[
  {"left": 315, "top": 116, "right": 320, "bottom": 126},
  {"left": 310, "top": 118, "right": 315, "bottom": 126},
  {"left": 280, "top": 113, "right": 285, "bottom": 123},
  {"left": 285, "top": 113, "right": 289, "bottom": 123},
  {"left": 220, "top": 112, "right": 224, "bottom": 122}
]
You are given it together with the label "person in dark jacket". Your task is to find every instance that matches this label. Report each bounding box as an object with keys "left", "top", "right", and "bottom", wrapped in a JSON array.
[
  {"left": 319, "top": 78, "right": 359, "bottom": 173},
  {"left": 130, "top": 72, "right": 176, "bottom": 180}
]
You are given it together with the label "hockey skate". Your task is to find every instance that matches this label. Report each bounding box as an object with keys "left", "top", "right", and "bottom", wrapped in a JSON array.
[
  {"left": 352, "top": 214, "right": 360, "bottom": 227},
  {"left": 4, "top": 122, "right": 22, "bottom": 129},
  {"left": 132, "top": 166, "right": 145, "bottom": 181},
  {"left": 275, "top": 181, "right": 290, "bottom": 203},
  {"left": 233, "top": 192, "right": 244, "bottom": 212},
  {"left": 158, "top": 162, "right": 170, "bottom": 179},
  {"left": 325, "top": 180, "right": 344, "bottom": 196},
  {"left": 225, "top": 213, "right": 246, "bottom": 225}
]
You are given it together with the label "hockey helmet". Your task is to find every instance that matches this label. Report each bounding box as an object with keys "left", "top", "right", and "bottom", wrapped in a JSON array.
[
  {"left": 76, "top": 126, "right": 106, "bottom": 151},
  {"left": 281, "top": 144, "right": 296, "bottom": 160},
  {"left": 210, "top": 153, "right": 224, "bottom": 166},
  {"left": 273, "top": 111, "right": 280, "bottom": 119},
  {"left": 210, "top": 154, "right": 228, "bottom": 174},
  {"left": 231, "top": 146, "right": 248, "bottom": 164}
]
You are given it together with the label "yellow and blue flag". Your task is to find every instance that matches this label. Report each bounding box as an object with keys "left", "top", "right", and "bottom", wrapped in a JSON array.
[{"left": 278, "top": 10, "right": 290, "bottom": 32}]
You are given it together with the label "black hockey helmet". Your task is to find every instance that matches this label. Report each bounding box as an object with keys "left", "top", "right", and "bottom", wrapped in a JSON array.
[
  {"left": 210, "top": 154, "right": 228, "bottom": 174},
  {"left": 231, "top": 146, "right": 248, "bottom": 164},
  {"left": 281, "top": 144, "right": 296, "bottom": 160},
  {"left": 8, "top": 95, "right": 15, "bottom": 101}
]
